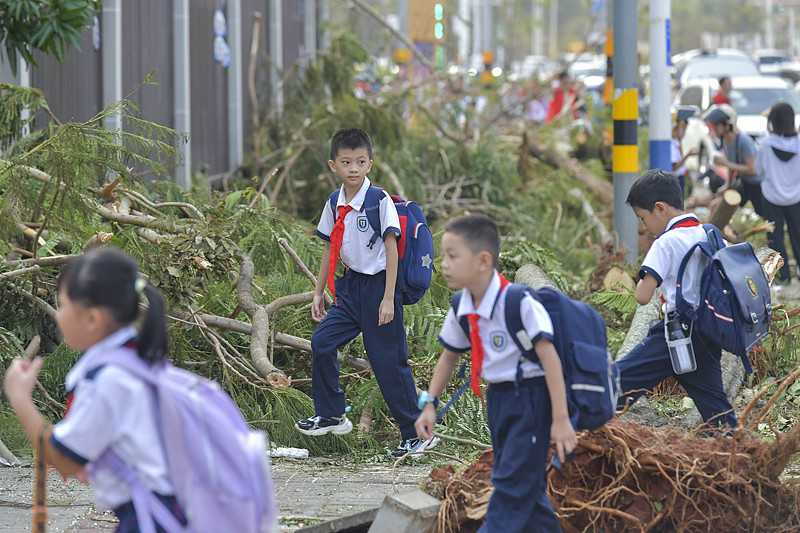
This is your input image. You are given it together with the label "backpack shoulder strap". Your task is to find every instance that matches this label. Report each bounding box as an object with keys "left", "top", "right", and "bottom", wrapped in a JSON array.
[
  {"left": 674, "top": 226, "right": 719, "bottom": 319},
  {"left": 364, "top": 185, "right": 385, "bottom": 249},
  {"left": 327, "top": 190, "right": 340, "bottom": 219},
  {"left": 503, "top": 283, "right": 539, "bottom": 363},
  {"left": 450, "top": 290, "right": 470, "bottom": 340}
]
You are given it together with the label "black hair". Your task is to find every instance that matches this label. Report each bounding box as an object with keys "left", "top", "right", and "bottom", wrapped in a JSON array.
[
  {"left": 558, "top": 71, "right": 569, "bottom": 81},
  {"left": 626, "top": 169, "right": 684, "bottom": 211},
  {"left": 57, "top": 247, "right": 169, "bottom": 364},
  {"left": 718, "top": 76, "right": 730, "bottom": 86},
  {"left": 444, "top": 214, "right": 500, "bottom": 267},
  {"left": 768, "top": 102, "right": 797, "bottom": 137},
  {"left": 330, "top": 128, "right": 373, "bottom": 161}
]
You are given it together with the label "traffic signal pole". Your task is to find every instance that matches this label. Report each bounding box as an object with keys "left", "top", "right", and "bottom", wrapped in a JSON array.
[
  {"left": 649, "top": 0, "right": 671, "bottom": 172},
  {"left": 613, "top": 0, "right": 639, "bottom": 265}
]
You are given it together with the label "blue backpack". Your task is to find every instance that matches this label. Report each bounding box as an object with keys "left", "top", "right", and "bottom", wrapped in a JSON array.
[
  {"left": 674, "top": 224, "right": 771, "bottom": 373},
  {"left": 328, "top": 186, "right": 434, "bottom": 305},
  {"left": 446, "top": 283, "right": 619, "bottom": 432}
]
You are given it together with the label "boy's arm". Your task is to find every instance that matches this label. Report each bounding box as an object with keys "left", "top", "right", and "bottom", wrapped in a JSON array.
[
  {"left": 378, "top": 232, "right": 398, "bottom": 326},
  {"left": 535, "top": 338, "right": 577, "bottom": 464},
  {"left": 312, "top": 242, "right": 332, "bottom": 322},
  {"left": 5, "top": 358, "right": 84, "bottom": 477},
  {"left": 635, "top": 272, "right": 659, "bottom": 306},
  {"left": 415, "top": 348, "right": 461, "bottom": 440}
]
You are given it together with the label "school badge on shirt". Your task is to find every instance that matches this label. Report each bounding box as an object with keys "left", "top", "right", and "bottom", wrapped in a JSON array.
[
  {"left": 357, "top": 216, "right": 369, "bottom": 232},
  {"left": 490, "top": 331, "right": 506, "bottom": 351}
]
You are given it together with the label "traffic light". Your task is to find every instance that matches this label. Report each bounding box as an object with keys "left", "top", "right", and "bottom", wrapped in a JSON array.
[
  {"left": 408, "top": 0, "right": 445, "bottom": 43},
  {"left": 434, "top": 3, "right": 444, "bottom": 41}
]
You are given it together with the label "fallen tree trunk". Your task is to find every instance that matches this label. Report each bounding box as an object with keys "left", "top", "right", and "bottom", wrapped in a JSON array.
[
  {"left": 527, "top": 139, "right": 614, "bottom": 206},
  {"left": 709, "top": 188, "right": 742, "bottom": 231}
]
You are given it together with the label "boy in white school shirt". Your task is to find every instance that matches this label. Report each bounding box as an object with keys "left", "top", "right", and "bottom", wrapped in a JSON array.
[
  {"left": 415, "top": 214, "right": 576, "bottom": 533},
  {"left": 617, "top": 169, "right": 737, "bottom": 429}
]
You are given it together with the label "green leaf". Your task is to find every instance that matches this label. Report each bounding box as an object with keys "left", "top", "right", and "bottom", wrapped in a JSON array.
[
  {"left": 681, "top": 397, "right": 695, "bottom": 411},
  {"left": 653, "top": 501, "right": 663, "bottom": 512}
]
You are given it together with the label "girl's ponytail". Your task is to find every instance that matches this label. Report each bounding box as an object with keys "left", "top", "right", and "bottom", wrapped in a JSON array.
[
  {"left": 58, "top": 247, "right": 170, "bottom": 364},
  {"left": 138, "top": 284, "right": 169, "bottom": 364}
]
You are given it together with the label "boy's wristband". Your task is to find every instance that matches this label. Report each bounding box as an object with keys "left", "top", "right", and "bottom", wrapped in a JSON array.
[{"left": 417, "top": 391, "right": 439, "bottom": 410}]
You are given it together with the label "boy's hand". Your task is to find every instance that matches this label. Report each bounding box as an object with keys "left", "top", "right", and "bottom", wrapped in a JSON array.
[
  {"left": 311, "top": 292, "right": 327, "bottom": 322},
  {"left": 4, "top": 357, "right": 44, "bottom": 404},
  {"left": 378, "top": 297, "right": 394, "bottom": 326},
  {"left": 551, "top": 416, "right": 577, "bottom": 465},
  {"left": 415, "top": 404, "right": 437, "bottom": 440}
]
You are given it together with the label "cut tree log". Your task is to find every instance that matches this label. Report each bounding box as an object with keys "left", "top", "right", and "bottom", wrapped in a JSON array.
[{"left": 709, "top": 188, "right": 741, "bottom": 231}]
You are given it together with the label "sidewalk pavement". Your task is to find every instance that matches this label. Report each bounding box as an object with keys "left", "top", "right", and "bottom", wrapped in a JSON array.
[{"left": 0, "top": 456, "right": 433, "bottom": 532}]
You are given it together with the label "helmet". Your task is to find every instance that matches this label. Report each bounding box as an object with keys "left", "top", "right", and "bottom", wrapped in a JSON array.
[
  {"left": 702, "top": 103, "right": 738, "bottom": 126},
  {"left": 671, "top": 105, "right": 699, "bottom": 125}
]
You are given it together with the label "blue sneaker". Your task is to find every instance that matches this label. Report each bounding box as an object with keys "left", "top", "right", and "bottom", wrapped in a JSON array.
[{"left": 390, "top": 436, "right": 440, "bottom": 458}]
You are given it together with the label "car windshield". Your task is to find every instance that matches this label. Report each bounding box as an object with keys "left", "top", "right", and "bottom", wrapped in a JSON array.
[
  {"left": 570, "top": 65, "right": 605, "bottom": 78},
  {"left": 730, "top": 87, "right": 800, "bottom": 115},
  {"left": 682, "top": 57, "right": 759, "bottom": 81}
]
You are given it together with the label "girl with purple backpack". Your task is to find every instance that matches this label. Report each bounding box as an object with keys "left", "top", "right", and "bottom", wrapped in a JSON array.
[{"left": 4, "top": 248, "right": 186, "bottom": 532}]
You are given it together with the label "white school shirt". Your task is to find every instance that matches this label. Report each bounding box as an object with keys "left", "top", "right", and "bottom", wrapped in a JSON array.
[
  {"left": 438, "top": 271, "right": 553, "bottom": 384},
  {"left": 755, "top": 133, "right": 800, "bottom": 207},
  {"left": 638, "top": 214, "right": 709, "bottom": 313},
  {"left": 315, "top": 177, "right": 401, "bottom": 275},
  {"left": 51, "top": 325, "right": 174, "bottom": 510},
  {"left": 670, "top": 138, "right": 686, "bottom": 176}
]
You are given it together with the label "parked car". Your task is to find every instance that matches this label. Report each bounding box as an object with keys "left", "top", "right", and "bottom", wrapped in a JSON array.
[
  {"left": 673, "top": 48, "right": 760, "bottom": 87},
  {"left": 674, "top": 75, "right": 800, "bottom": 178}
]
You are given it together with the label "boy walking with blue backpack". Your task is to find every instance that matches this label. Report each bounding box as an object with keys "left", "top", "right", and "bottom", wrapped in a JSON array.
[
  {"left": 617, "top": 169, "right": 738, "bottom": 429},
  {"left": 296, "top": 128, "right": 437, "bottom": 457},
  {"left": 415, "top": 214, "right": 577, "bottom": 533}
]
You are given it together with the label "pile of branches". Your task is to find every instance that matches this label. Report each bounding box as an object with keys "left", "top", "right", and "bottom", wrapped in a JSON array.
[{"left": 422, "top": 366, "right": 800, "bottom": 533}]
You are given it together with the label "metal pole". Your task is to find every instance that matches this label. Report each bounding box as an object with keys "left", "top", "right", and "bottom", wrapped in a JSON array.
[
  {"left": 102, "top": 0, "right": 122, "bottom": 135},
  {"left": 790, "top": 7, "right": 796, "bottom": 59},
  {"left": 766, "top": 0, "right": 774, "bottom": 50},
  {"left": 649, "top": 0, "right": 670, "bottom": 172},
  {"left": 457, "top": 0, "right": 469, "bottom": 64},
  {"left": 227, "top": 0, "right": 243, "bottom": 171},
  {"left": 304, "top": 0, "right": 317, "bottom": 60},
  {"left": 269, "top": 0, "right": 284, "bottom": 114},
  {"left": 319, "top": 0, "right": 330, "bottom": 50},
  {"left": 483, "top": 0, "right": 492, "bottom": 55},
  {"left": 173, "top": 0, "right": 192, "bottom": 190},
  {"left": 472, "top": 0, "right": 481, "bottom": 59},
  {"left": 548, "top": 0, "right": 557, "bottom": 58},
  {"left": 613, "top": 0, "right": 639, "bottom": 265}
]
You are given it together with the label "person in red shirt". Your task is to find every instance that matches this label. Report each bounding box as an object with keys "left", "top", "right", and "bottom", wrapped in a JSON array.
[
  {"left": 713, "top": 76, "right": 732, "bottom": 105},
  {"left": 546, "top": 71, "right": 578, "bottom": 122}
]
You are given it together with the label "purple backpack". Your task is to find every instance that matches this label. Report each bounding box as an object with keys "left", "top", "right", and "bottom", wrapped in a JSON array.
[{"left": 87, "top": 349, "right": 278, "bottom": 533}]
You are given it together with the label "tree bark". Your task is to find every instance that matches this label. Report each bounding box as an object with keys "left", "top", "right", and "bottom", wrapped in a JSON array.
[
  {"left": 709, "top": 189, "right": 742, "bottom": 231},
  {"left": 527, "top": 139, "right": 614, "bottom": 206}
]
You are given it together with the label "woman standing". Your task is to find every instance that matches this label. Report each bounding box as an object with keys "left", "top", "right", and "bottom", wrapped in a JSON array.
[{"left": 756, "top": 102, "right": 800, "bottom": 284}]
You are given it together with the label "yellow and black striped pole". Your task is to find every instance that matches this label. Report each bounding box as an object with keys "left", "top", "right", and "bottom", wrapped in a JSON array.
[{"left": 612, "top": 0, "right": 640, "bottom": 265}]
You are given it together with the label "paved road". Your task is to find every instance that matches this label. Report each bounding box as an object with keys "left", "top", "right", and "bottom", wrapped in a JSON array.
[{"left": 0, "top": 456, "right": 433, "bottom": 532}]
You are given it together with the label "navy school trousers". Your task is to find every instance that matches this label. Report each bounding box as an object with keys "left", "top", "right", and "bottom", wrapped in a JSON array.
[
  {"left": 616, "top": 319, "right": 737, "bottom": 429},
  {"left": 477, "top": 377, "right": 562, "bottom": 533},
  {"left": 310, "top": 269, "right": 421, "bottom": 439}
]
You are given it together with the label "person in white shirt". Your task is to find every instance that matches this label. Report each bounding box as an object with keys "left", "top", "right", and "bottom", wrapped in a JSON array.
[
  {"left": 617, "top": 170, "right": 737, "bottom": 430},
  {"left": 670, "top": 105, "right": 700, "bottom": 196},
  {"left": 755, "top": 102, "right": 800, "bottom": 284},
  {"left": 4, "top": 248, "right": 186, "bottom": 531},
  {"left": 415, "top": 214, "right": 575, "bottom": 533}
]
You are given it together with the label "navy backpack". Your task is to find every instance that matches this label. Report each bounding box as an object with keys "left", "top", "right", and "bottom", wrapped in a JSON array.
[
  {"left": 674, "top": 224, "right": 771, "bottom": 373},
  {"left": 446, "top": 283, "right": 619, "bottom": 432},
  {"left": 328, "top": 186, "right": 434, "bottom": 305}
]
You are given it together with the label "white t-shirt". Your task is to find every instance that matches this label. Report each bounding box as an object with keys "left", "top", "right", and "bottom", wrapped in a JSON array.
[
  {"left": 438, "top": 271, "right": 553, "bottom": 384},
  {"left": 755, "top": 133, "right": 800, "bottom": 207},
  {"left": 670, "top": 138, "right": 686, "bottom": 176},
  {"left": 315, "top": 177, "right": 401, "bottom": 275},
  {"left": 51, "top": 326, "right": 174, "bottom": 510},
  {"left": 638, "top": 214, "right": 709, "bottom": 313}
]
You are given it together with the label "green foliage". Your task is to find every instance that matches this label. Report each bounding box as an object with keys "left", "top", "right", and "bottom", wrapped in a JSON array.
[
  {"left": 0, "top": 325, "right": 24, "bottom": 364},
  {"left": 590, "top": 287, "right": 638, "bottom": 322},
  {"left": 0, "top": 403, "right": 33, "bottom": 460},
  {"left": 0, "top": 84, "right": 50, "bottom": 152},
  {"left": 0, "top": 0, "right": 99, "bottom": 75}
]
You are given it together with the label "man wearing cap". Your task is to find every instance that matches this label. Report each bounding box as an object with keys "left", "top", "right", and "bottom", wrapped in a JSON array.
[{"left": 704, "top": 103, "right": 766, "bottom": 218}]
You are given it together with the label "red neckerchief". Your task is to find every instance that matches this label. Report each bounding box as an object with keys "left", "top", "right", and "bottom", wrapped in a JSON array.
[
  {"left": 327, "top": 204, "right": 354, "bottom": 305},
  {"left": 466, "top": 273, "right": 510, "bottom": 402}
]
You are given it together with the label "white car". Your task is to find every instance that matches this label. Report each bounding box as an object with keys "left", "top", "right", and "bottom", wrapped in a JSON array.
[
  {"left": 673, "top": 49, "right": 760, "bottom": 87},
  {"left": 674, "top": 76, "right": 800, "bottom": 177}
]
